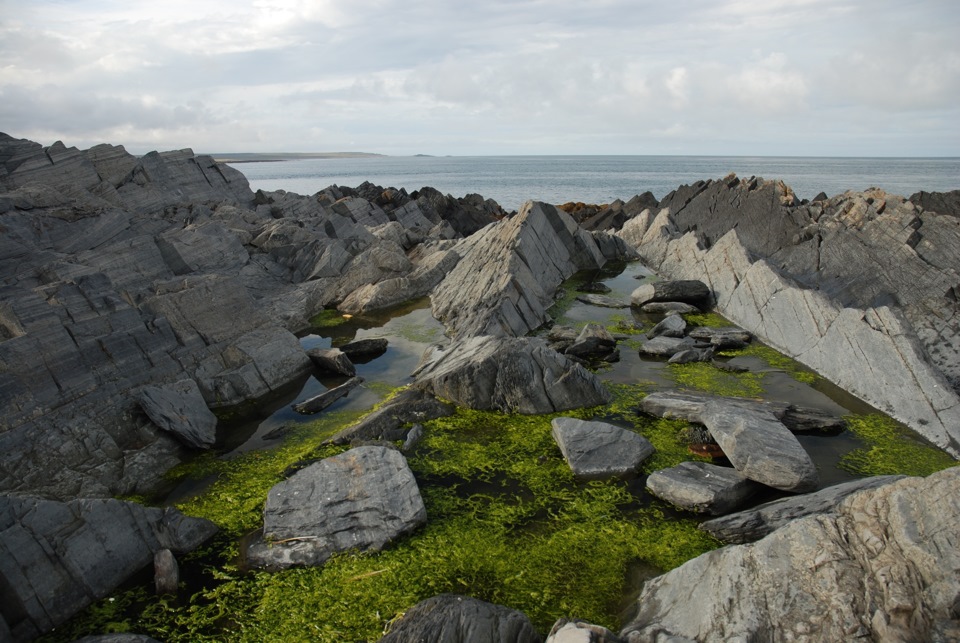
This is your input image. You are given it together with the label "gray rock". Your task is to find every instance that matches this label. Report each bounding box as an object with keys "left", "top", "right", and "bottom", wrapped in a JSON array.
[
  {"left": 402, "top": 424, "right": 424, "bottom": 452},
  {"left": 699, "top": 474, "right": 905, "bottom": 543},
  {"left": 666, "top": 347, "right": 714, "bottom": 364},
  {"left": 340, "top": 337, "right": 389, "bottom": 361},
  {"left": 551, "top": 417, "right": 655, "bottom": 479},
  {"left": 645, "top": 461, "right": 761, "bottom": 515},
  {"left": 0, "top": 496, "right": 216, "bottom": 641},
  {"left": 575, "top": 294, "right": 628, "bottom": 308},
  {"left": 138, "top": 379, "right": 217, "bottom": 449},
  {"left": 245, "top": 446, "right": 426, "bottom": 570},
  {"left": 687, "top": 326, "right": 752, "bottom": 349},
  {"left": 413, "top": 336, "right": 611, "bottom": 414},
  {"left": 565, "top": 323, "right": 618, "bottom": 360},
  {"left": 630, "top": 280, "right": 710, "bottom": 308},
  {"left": 639, "top": 301, "right": 700, "bottom": 314},
  {"left": 379, "top": 594, "right": 541, "bottom": 643},
  {"left": 546, "top": 619, "right": 625, "bottom": 643},
  {"left": 292, "top": 376, "right": 364, "bottom": 414},
  {"left": 646, "top": 314, "right": 687, "bottom": 339},
  {"left": 620, "top": 467, "right": 960, "bottom": 642},
  {"left": 306, "top": 346, "right": 357, "bottom": 377},
  {"left": 699, "top": 403, "right": 818, "bottom": 493},
  {"left": 339, "top": 248, "right": 461, "bottom": 314},
  {"left": 153, "top": 548, "right": 179, "bottom": 595},
  {"left": 637, "top": 336, "right": 698, "bottom": 357},
  {"left": 326, "top": 387, "right": 454, "bottom": 445}
]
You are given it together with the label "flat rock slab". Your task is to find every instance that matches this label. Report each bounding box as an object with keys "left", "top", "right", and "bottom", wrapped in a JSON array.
[
  {"left": 305, "top": 347, "right": 356, "bottom": 377},
  {"left": 575, "top": 294, "right": 628, "bottom": 308},
  {"left": 292, "top": 376, "right": 364, "bottom": 414},
  {"left": 640, "top": 301, "right": 701, "bottom": 314},
  {"left": 687, "top": 326, "right": 752, "bottom": 349},
  {"left": 700, "top": 403, "right": 819, "bottom": 493},
  {"left": 138, "top": 379, "right": 217, "bottom": 449},
  {"left": 245, "top": 446, "right": 426, "bottom": 570},
  {"left": 638, "top": 336, "right": 699, "bottom": 357},
  {"left": 645, "top": 461, "right": 761, "bottom": 515},
  {"left": 700, "top": 474, "right": 905, "bottom": 543},
  {"left": 414, "top": 336, "right": 611, "bottom": 414},
  {"left": 551, "top": 417, "right": 654, "bottom": 479},
  {"left": 379, "top": 594, "right": 541, "bottom": 643}
]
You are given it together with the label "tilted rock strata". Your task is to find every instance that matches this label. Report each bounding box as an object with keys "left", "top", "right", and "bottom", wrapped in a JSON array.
[{"left": 620, "top": 467, "right": 960, "bottom": 642}]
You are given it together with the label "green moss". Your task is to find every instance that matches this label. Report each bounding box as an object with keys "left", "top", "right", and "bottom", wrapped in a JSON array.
[
  {"left": 723, "top": 343, "right": 819, "bottom": 385},
  {"left": 839, "top": 414, "right": 959, "bottom": 477},
  {"left": 308, "top": 308, "right": 350, "bottom": 328},
  {"left": 667, "top": 362, "right": 765, "bottom": 398},
  {"left": 682, "top": 312, "right": 734, "bottom": 328}
]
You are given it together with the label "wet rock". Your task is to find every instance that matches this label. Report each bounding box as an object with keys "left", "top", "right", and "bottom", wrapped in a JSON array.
[
  {"left": 687, "top": 326, "right": 752, "bottom": 349},
  {"left": 646, "top": 314, "right": 687, "bottom": 339},
  {"left": 340, "top": 337, "right": 389, "bottom": 362},
  {"left": 138, "top": 379, "right": 217, "bottom": 449},
  {"left": 637, "top": 336, "right": 699, "bottom": 358},
  {"left": 153, "top": 549, "right": 179, "bottom": 595},
  {"left": 0, "top": 496, "right": 216, "bottom": 640},
  {"left": 245, "top": 446, "right": 425, "bottom": 570},
  {"left": 565, "top": 323, "right": 618, "bottom": 361},
  {"left": 630, "top": 280, "right": 710, "bottom": 308},
  {"left": 666, "top": 347, "right": 714, "bottom": 364},
  {"left": 305, "top": 346, "right": 357, "bottom": 377},
  {"left": 699, "top": 475, "right": 905, "bottom": 543},
  {"left": 639, "top": 301, "right": 700, "bottom": 314},
  {"left": 413, "top": 336, "right": 611, "bottom": 414},
  {"left": 379, "top": 594, "right": 541, "bottom": 643},
  {"left": 575, "top": 293, "right": 628, "bottom": 308},
  {"left": 577, "top": 281, "right": 612, "bottom": 294},
  {"left": 546, "top": 619, "right": 625, "bottom": 643},
  {"left": 402, "top": 424, "right": 424, "bottom": 452},
  {"left": 326, "top": 387, "right": 454, "bottom": 445},
  {"left": 551, "top": 418, "right": 654, "bottom": 480},
  {"left": 620, "top": 468, "right": 960, "bottom": 642},
  {"left": 645, "top": 461, "right": 761, "bottom": 515},
  {"left": 292, "top": 376, "right": 364, "bottom": 414}
]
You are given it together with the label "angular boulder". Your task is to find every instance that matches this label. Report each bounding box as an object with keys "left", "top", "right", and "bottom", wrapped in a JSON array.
[
  {"left": 565, "top": 323, "right": 618, "bottom": 361},
  {"left": 646, "top": 314, "right": 687, "bottom": 339},
  {"left": 379, "top": 594, "right": 541, "bottom": 643},
  {"left": 245, "top": 446, "right": 426, "bottom": 570},
  {"left": 413, "top": 336, "right": 611, "bottom": 414},
  {"left": 551, "top": 418, "right": 654, "bottom": 479},
  {"left": 138, "top": 379, "right": 217, "bottom": 449},
  {"left": 645, "top": 461, "right": 760, "bottom": 515},
  {"left": 630, "top": 280, "right": 710, "bottom": 308},
  {"left": 637, "top": 336, "right": 698, "bottom": 358},
  {"left": 305, "top": 346, "right": 357, "bottom": 377}
]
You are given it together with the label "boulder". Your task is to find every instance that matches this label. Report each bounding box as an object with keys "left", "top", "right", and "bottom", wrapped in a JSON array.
[
  {"left": 550, "top": 418, "right": 654, "bottom": 479},
  {"left": 565, "top": 323, "right": 618, "bottom": 361},
  {"left": 305, "top": 347, "right": 357, "bottom": 377},
  {"left": 0, "top": 496, "right": 216, "bottom": 641},
  {"left": 245, "top": 446, "right": 426, "bottom": 570},
  {"left": 699, "top": 474, "right": 905, "bottom": 543},
  {"left": 379, "top": 594, "right": 541, "bottom": 643},
  {"left": 699, "top": 403, "right": 818, "bottom": 493},
  {"left": 645, "top": 314, "right": 687, "bottom": 339},
  {"left": 138, "top": 379, "right": 217, "bottom": 449},
  {"left": 340, "top": 337, "right": 389, "bottom": 362},
  {"left": 325, "top": 387, "right": 454, "bottom": 445},
  {"left": 630, "top": 280, "right": 710, "bottom": 308},
  {"left": 413, "top": 336, "right": 611, "bottom": 414},
  {"left": 645, "top": 461, "right": 761, "bottom": 515},
  {"left": 292, "top": 376, "right": 364, "bottom": 414},
  {"left": 620, "top": 467, "right": 960, "bottom": 642}
]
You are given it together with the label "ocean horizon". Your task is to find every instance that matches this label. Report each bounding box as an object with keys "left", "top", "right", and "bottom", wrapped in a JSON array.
[{"left": 230, "top": 154, "right": 960, "bottom": 212}]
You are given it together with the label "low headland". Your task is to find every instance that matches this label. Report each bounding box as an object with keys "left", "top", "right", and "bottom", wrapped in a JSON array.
[{"left": 1, "top": 132, "right": 958, "bottom": 642}]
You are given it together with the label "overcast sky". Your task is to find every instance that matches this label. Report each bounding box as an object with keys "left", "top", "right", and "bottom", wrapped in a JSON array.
[{"left": 1, "top": 0, "right": 958, "bottom": 156}]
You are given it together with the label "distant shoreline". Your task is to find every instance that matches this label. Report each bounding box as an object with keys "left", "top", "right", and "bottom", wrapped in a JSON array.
[{"left": 211, "top": 152, "right": 386, "bottom": 164}]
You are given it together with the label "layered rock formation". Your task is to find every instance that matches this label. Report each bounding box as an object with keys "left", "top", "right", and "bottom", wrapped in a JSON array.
[{"left": 619, "top": 177, "right": 960, "bottom": 456}]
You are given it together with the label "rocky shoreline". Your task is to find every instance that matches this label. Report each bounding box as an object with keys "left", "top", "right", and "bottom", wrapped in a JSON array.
[{"left": 1, "top": 133, "right": 959, "bottom": 641}]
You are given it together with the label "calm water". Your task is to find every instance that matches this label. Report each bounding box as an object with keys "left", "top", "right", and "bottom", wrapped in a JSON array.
[{"left": 231, "top": 155, "right": 960, "bottom": 211}]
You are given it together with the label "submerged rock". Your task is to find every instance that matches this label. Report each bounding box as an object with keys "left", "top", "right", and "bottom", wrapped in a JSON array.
[
  {"left": 413, "top": 336, "right": 611, "bottom": 414},
  {"left": 551, "top": 417, "right": 654, "bottom": 479},
  {"left": 245, "top": 446, "right": 425, "bottom": 570},
  {"left": 292, "top": 376, "right": 364, "bottom": 414},
  {"left": 379, "top": 594, "right": 541, "bottom": 643},
  {"left": 326, "top": 387, "right": 455, "bottom": 445}
]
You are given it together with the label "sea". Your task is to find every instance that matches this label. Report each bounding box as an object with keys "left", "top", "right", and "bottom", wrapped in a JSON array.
[{"left": 230, "top": 155, "right": 960, "bottom": 213}]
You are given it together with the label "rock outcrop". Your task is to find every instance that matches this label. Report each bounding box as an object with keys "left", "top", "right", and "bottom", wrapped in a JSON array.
[
  {"left": 379, "top": 594, "right": 541, "bottom": 643},
  {"left": 245, "top": 446, "right": 426, "bottom": 570},
  {"left": 413, "top": 336, "right": 612, "bottom": 414},
  {"left": 620, "top": 467, "right": 960, "bottom": 642},
  {"left": 0, "top": 496, "right": 216, "bottom": 641},
  {"left": 619, "top": 179, "right": 960, "bottom": 456}
]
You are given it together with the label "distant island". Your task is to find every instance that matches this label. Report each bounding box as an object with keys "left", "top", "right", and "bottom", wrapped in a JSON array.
[{"left": 209, "top": 151, "right": 385, "bottom": 163}]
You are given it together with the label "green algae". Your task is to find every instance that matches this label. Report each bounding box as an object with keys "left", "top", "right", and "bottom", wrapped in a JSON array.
[
  {"left": 682, "top": 312, "right": 734, "bottom": 328},
  {"left": 308, "top": 308, "right": 350, "bottom": 328},
  {"left": 666, "top": 362, "right": 765, "bottom": 398},
  {"left": 839, "top": 414, "right": 959, "bottom": 477},
  {"left": 722, "top": 342, "right": 819, "bottom": 385}
]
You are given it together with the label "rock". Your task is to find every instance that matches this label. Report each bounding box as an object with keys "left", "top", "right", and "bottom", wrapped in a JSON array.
[
  {"left": 402, "top": 424, "right": 424, "bottom": 452},
  {"left": 339, "top": 248, "right": 461, "bottom": 315},
  {"left": 645, "top": 461, "right": 761, "bottom": 515},
  {"left": 550, "top": 417, "right": 655, "bottom": 479},
  {"left": 138, "top": 379, "right": 218, "bottom": 449},
  {"left": 646, "top": 314, "right": 687, "bottom": 339},
  {"left": 630, "top": 280, "right": 710, "bottom": 308},
  {"left": 639, "top": 302, "right": 700, "bottom": 314},
  {"left": 577, "top": 282, "right": 612, "bottom": 294},
  {"left": 909, "top": 188, "right": 960, "bottom": 218},
  {"left": 340, "top": 337, "right": 389, "bottom": 362},
  {"left": 546, "top": 619, "right": 625, "bottom": 643},
  {"left": 666, "top": 347, "right": 714, "bottom": 364},
  {"left": 292, "top": 376, "right": 364, "bottom": 414},
  {"left": 413, "top": 336, "right": 611, "bottom": 414},
  {"left": 379, "top": 594, "right": 541, "bottom": 643},
  {"left": 699, "top": 474, "right": 905, "bottom": 543},
  {"left": 565, "top": 323, "right": 618, "bottom": 361},
  {"left": 431, "top": 201, "right": 637, "bottom": 339},
  {"left": 699, "top": 403, "right": 819, "bottom": 493},
  {"left": 687, "top": 326, "right": 752, "bottom": 349},
  {"left": 620, "top": 467, "right": 960, "bottom": 642},
  {"left": 245, "top": 446, "right": 426, "bottom": 570},
  {"left": 305, "top": 346, "right": 357, "bottom": 377},
  {"left": 575, "top": 293, "right": 628, "bottom": 308},
  {"left": 0, "top": 496, "right": 216, "bottom": 640},
  {"left": 153, "top": 549, "right": 179, "bottom": 595},
  {"left": 637, "top": 336, "right": 699, "bottom": 357},
  {"left": 326, "top": 387, "right": 454, "bottom": 445}
]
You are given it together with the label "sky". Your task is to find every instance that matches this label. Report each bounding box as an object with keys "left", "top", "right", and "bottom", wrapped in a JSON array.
[{"left": 1, "top": 0, "right": 958, "bottom": 156}]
